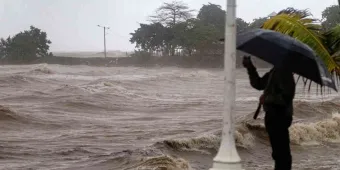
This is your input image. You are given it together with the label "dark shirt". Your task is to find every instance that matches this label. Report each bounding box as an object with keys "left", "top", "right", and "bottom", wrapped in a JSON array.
[{"left": 246, "top": 67, "right": 296, "bottom": 115}]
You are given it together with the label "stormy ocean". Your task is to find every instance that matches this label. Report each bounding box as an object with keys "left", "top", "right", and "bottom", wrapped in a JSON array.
[{"left": 0, "top": 64, "right": 340, "bottom": 170}]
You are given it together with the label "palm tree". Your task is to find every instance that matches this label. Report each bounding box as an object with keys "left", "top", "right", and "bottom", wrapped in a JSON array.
[{"left": 261, "top": 7, "right": 340, "bottom": 92}]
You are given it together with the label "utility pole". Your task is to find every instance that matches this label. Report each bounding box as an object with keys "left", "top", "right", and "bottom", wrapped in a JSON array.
[
  {"left": 97, "top": 25, "right": 109, "bottom": 58},
  {"left": 210, "top": 0, "right": 243, "bottom": 169}
]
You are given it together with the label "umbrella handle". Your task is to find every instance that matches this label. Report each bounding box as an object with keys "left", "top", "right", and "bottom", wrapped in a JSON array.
[{"left": 253, "top": 103, "right": 262, "bottom": 119}]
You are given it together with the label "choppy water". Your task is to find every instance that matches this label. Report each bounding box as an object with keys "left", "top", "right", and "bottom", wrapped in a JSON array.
[{"left": 0, "top": 64, "right": 340, "bottom": 170}]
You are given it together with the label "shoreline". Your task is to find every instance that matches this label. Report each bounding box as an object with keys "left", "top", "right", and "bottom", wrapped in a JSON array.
[{"left": 0, "top": 55, "right": 272, "bottom": 68}]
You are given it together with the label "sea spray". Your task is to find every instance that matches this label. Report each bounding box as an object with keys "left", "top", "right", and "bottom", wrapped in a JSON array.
[
  {"left": 289, "top": 112, "right": 340, "bottom": 145},
  {"left": 30, "top": 64, "right": 54, "bottom": 74},
  {"left": 128, "top": 155, "right": 191, "bottom": 170},
  {"left": 162, "top": 124, "right": 255, "bottom": 153}
]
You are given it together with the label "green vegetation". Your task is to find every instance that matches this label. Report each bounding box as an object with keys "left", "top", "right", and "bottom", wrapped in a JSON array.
[
  {"left": 261, "top": 7, "right": 340, "bottom": 90},
  {"left": 263, "top": 7, "right": 340, "bottom": 75},
  {"left": 130, "top": 2, "right": 233, "bottom": 58},
  {"left": 0, "top": 26, "right": 52, "bottom": 62},
  {"left": 130, "top": 1, "right": 340, "bottom": 71}
]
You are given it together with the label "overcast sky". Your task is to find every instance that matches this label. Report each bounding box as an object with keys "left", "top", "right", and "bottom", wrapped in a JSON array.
[{"left": 0, "top": 0, "right": 338, "bottom": 52}]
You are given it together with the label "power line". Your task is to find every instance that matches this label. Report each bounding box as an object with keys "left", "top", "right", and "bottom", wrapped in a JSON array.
[{"left": 97, "top": 25, "right": 110, "bottom": 58}]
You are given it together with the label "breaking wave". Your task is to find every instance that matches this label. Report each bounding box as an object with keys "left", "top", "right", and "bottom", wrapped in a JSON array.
[
  {"left": 289, "top": 112, "right": 340, "bottom": 145},
  {"left": 112, "top": 109, "right": 340, "bottom": 170},
  {"left": 29, "top": 64, "right": 54, "bottom": 74},
  {"left": 129, "top": 155, "right": 191, "bottom": 170},
  {"left": 0, "top": 105, "right": 20, "bottom": 121},
  {"left": 161, "top": 125, "right": 255, "bottom": 154},
  {"left": 155, "top": 100, "right": 340, "bottom": 157}
]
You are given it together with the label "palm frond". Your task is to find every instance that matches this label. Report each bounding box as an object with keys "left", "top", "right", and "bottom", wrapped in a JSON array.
[
  {"left": 262, "top": 12, "right": 339, "bottom": 73},
  {"left": 262, "top": 9, "right": 340, "bottom": 93},
  {"left": 324, "top": 24, "right": 340, "bottom": 55},
  {"left": 277, "top": 7, "right": 311, "bottom": 18}
]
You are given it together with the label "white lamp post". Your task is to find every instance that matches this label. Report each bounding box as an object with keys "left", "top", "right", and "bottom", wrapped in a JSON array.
[{"left": 210, "top": 0, "right": 243, "bottom": 169}]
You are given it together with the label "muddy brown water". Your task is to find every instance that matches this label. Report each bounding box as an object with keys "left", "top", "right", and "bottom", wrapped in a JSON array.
[{"left": 0, "top": 64, "right": 340, "bottom": 170}]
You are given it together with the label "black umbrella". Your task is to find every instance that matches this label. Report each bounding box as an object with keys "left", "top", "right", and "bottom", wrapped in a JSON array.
[{"left": 233, "top": 28, "right": 337, "bottom": 91}]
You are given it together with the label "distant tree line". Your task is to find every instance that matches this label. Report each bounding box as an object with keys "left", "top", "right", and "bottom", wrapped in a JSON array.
[
  {"left": 0, "top": 2, "right": 339, "bottom": 68},
  {"left": 0, "top": 26, "right": 52, "bottom": 62},
  {"left": 129, "top": 1, "right": 340, "bottom": 67}
]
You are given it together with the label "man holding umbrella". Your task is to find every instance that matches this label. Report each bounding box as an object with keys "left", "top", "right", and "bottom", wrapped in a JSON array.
[
  {"left": 233, "top": 29, "right": 337, "bottom": 170},
  {"left": 243, "top": 56, "right": 295, "bottom": 170}
]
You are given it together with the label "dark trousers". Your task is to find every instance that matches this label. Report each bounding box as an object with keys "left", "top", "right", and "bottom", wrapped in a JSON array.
[{"left": 265, "top": 111, "right": 293, "bottom": 170}]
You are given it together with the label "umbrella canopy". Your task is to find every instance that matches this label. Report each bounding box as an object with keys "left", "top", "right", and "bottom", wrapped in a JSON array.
[{"left": 235, "top": 29, "right": 337, "bottom": 91}]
